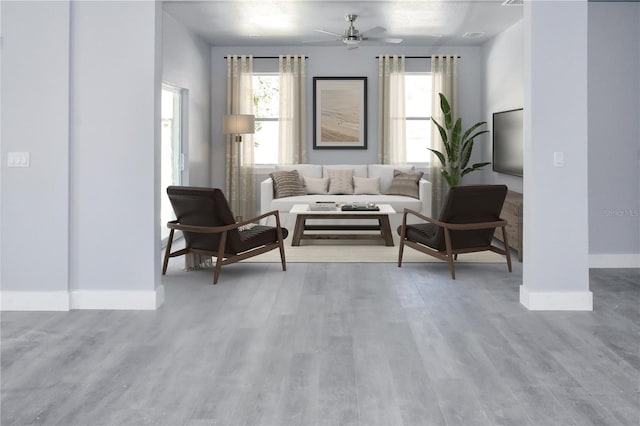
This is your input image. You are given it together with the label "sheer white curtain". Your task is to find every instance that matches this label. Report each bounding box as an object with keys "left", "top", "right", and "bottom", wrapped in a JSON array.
[
  {"left": 377, "top": 55, "right": 406, "bottom": 164},
  {"left": 278, "top": 55, "right": 307, "bottom": 164},
  {"left": 430, "top": 55, "right": 458, "bottom": 216},
  {"left": 226, "top": 55, "right": 255, "bottom": 220}
]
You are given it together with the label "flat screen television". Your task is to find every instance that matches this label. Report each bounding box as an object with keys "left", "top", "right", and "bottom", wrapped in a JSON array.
[{"left": 492, "top": 108, "right": 523, "bottom": 177}]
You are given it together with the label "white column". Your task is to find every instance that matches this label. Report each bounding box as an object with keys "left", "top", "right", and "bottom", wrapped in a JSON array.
[
  {"left": 69, "top": 0, "right": 163, "bottom": 310},
  {"left": 521, "top": 0, "right": 592, "bottom": 310}
]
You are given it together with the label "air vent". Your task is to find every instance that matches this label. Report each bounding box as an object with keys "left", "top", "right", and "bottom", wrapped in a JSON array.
[{"left": 502, "top": 0, "right": 524, "bottom": 5}]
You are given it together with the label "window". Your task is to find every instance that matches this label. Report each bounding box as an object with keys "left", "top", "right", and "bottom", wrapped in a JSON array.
[
  {"left": 253, "top": 74, "right": 279, "bottom": 164},
  {"left": 160, "top": 84, "right": 185, "bottom": 242},
  {"left": 405, "top": 73, "right": 432, "bottom": 162}
]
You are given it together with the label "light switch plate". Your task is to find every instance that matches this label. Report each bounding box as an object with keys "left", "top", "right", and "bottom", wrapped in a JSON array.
[
  {"left": 553, "top": 151, "right": 564, "bottom": 167},
  {"left": 8, "top": 152, "right": 30, "bottom": 167}
]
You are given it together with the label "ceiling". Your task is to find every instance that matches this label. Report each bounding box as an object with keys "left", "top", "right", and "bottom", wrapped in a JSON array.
[{"left": 163, "top": 0, "right": 524, "bottom": 47}]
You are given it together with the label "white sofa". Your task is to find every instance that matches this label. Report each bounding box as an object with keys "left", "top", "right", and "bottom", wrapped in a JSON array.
[{"left": 260, "top": 164, "right": 432, "bottom": 230}]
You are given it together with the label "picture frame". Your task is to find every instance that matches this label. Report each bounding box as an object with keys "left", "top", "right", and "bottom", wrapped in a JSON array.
[{"left": 313, "top": 77, "right": 367, "bottom": 149}]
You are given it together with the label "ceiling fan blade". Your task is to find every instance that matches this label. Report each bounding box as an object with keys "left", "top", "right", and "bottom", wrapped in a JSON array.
[
  {"left": 367, "top": 37, "right": 404, "bottom": 44},
  {"left": 362, "top": 26, "right": 386, "bottom": 37},
  {"left": 313, "top": 29, "right": 342, "bottom": 38},
  {"left": 301, "top": 39, "right": 340, "bottom": 44}
]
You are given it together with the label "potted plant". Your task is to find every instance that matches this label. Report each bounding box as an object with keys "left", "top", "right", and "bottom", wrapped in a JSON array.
[{"left": 429, "top": 93, "right": 490, "bottom": 187}]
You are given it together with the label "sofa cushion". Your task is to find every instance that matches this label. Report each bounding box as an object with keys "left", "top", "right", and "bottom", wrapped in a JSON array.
[
  {"left": 327, "top": 168, "right": 354, "bottom": 194},
  {"left": 275, "top": 164, "right": 322, "bottom": 182},
  {"left": 322, "top": 164, "right": 367, "bottom": 179},
  {"left": 270, "top": 170, "right": 306, "bottom": 198},
  {"left": 386, "top": 170, "right": 424, "bottom": 199},
  {"left": 304, "top": 176, "right": 329, "bottom": 194},
  {"left": 368, "top": 164, "right": 415, "bottom": 193},
  {"left": 353, "top": 176, "right": 381, "bottom": 195}
]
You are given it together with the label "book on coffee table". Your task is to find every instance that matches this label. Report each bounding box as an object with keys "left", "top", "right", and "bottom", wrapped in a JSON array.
[{"left": 341, "top": 203, "right": 380, "bottom": 211}]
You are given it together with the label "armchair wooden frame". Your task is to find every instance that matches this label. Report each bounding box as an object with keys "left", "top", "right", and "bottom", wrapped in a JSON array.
[
  {"left": 398, "top": 208, "right": 512, "bottom": 279},
  {"left": 162, "top": 210, "right": 287, "bottom": 284}
]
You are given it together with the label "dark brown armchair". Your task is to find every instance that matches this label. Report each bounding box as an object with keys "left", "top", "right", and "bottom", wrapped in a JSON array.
[
  {"left": 162, "top": 186, "right": 288, "bottom": 284},
  {"left": 397, "top": 185, "right": 512, "bottom": 279}
]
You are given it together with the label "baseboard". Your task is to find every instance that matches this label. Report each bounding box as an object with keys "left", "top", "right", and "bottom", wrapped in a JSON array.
[
  {"left": 0, "top": 286, "right": 165, "bottom": 311},
  {"left": 0, "top": 291, "right": 70, "bottom": 311},
  {"left": 70, "top": 286, "right": 165, "bottom": 310},
  {"left": 589, "top": 254, "right": 640, "bottom": 268},
  {"left": 519, "top": 286, "right": 593, "bottom": 311}
]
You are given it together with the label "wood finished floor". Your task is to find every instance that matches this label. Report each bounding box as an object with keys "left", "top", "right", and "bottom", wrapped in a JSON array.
[{"left": 1, "top": 260, "right": 639, "bottom": 426}]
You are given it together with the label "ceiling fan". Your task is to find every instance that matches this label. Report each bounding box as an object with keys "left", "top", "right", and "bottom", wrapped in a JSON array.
[{"left": 306, "top": 14, "right": 403, "bottom": 49}]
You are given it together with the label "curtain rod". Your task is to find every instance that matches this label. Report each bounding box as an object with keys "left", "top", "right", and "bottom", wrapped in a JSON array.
[
  {"left": 223, "top": 56, "right": 308, "bottom": 59},
  {"left": 376, "top": 55, "right": 461, "bottom": 59}
]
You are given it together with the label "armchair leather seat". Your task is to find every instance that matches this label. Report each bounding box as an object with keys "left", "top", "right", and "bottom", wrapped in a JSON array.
[
  {"left": 397, "top": 185, "right": 512, "bottom": 279},
  {"left": 162, "top": 186, "right": 288, "bottom": 284}
]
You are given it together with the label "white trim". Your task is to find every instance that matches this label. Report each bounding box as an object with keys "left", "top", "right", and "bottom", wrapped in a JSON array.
[
  {"left": 0, "top": 291, "right": 70, "bottom": 311},
  {"left": 589, "top": 254, "right": 640, "bottom": 268},
  {"left": 519, "top": 286, "right": 593, "bottom": 311},
  {"left": 0, "top": 286, "right": 165, "bottom": 311},
  {"left": 70, "top": 286, "right": 165, "bottom": 310}
]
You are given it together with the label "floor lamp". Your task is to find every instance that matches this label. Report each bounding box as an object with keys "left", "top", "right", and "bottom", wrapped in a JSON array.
[{"left": 223, "top": 114, "right": 255, "bottom": 221}]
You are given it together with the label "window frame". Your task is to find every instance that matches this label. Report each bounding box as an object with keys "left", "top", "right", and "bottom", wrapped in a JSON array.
[
  {"left": 252, "top": 73, "right": 280, "bottom": 166},
  {"left": 404, "top": 72, "right": 432, "bottom": 165}
]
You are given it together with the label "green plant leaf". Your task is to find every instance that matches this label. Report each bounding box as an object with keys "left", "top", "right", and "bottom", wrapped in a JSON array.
[
  {"left": 451, "top": 118, "right": 462, "bottom": 163},
  {"left": 461, "top": 121, "right": 487, "bottom": 144},
  {"left": 439, "top": 93, "right": 453, "bottom": 130},
  {"left": 460, "top": 140, "right": 474, "bottom": 169},
  {"left": 432, "top": 117, "right": 448, "bottom": 146},
  {"left": 461, "top": 162, "right": 491, "bottom": 176},
  {"left": 427, "top": 148, "right": 446, "bottom": 167}
]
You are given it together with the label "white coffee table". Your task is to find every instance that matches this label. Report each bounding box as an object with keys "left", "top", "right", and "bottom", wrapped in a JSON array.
[{"left": 289, "top": 204, "right": 396, "bottom": 246}]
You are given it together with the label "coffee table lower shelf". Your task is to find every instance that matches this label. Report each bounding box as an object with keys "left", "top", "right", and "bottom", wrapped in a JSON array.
[{"left": 289, "top": 205, "right": 395, "bottom": 246}]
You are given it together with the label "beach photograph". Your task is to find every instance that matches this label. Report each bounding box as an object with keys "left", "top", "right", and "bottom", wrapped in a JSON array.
[{"left": 314, "top": 78, "right": 367, "bottom": 148}]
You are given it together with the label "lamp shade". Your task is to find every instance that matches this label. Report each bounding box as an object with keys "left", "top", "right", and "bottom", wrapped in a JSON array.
[{"left": 223, "top": 114, "right": 255, "bottom": 135}]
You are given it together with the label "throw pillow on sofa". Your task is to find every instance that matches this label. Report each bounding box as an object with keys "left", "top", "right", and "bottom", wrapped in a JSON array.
[
  {"left": 304, "top": 176, "right": 329, "bottom": 194},
  {"left": 270, "top": 170, "right": 306, "bottom": 198},
  {"left": 353, "top": 176, "right": 381, "bottom": 195},
  {"left": 386, "top": 170, "right": 424, "bottom": 199},
  {"left": 327, "top": 168, "right": 354, "bottom": 194}
]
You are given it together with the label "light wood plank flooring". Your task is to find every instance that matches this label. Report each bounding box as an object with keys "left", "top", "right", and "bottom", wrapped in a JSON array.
[{"left": 2, "top": 259, "right": 638, "bottom": 425}]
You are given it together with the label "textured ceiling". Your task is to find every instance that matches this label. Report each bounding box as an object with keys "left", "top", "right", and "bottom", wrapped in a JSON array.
[{"left": 163, "top": 0, "right": 524, "bottom": 47}]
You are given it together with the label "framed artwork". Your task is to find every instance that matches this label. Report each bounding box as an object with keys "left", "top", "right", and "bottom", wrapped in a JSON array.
[{"left": 313, "top": 77, "right": 367, "bottom": 149}]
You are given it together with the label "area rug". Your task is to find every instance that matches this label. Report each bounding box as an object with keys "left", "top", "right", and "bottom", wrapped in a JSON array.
[{"left": 244, "top": 233, "right": 507, "bottom": 264}]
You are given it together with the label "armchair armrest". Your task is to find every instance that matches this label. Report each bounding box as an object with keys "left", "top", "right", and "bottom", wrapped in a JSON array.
[
  {"left": 401, "top": 208, "right": 508, "bottom": 231},
  {"left": 166, "top": 209, "right": 284, "bottom": 234}
]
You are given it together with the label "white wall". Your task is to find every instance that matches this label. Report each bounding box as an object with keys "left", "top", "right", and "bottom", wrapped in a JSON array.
[
  {"left": 588, "top": 2, "right": 640, "bottom": 264},
  {"left": 1, "top": 1, "right": 163, "bottom": 310},
  {"left": 1, "top": 1, "right": 71, "bottom": 303},
  {"left": 162, "top": 12, "right": 211, "bottom": 187},
  {"left": 482, "top": 20, "right": 524, "bottom": 193},
  {"left": 209, "top": 45, "right": 485, "bottom": 190}
]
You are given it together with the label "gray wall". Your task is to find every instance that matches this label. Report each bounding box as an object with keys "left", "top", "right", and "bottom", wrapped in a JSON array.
[
  {"left": 209, "top": 45, "right": 485, "bottom": 190},
  {"left": 481, "top": 20, "right": 524, "bottom": 193},
  {"left": 162, "top": 12, "right": 211, "bottom": 187},
  {"left": 1, "top": 1, "right": 163, "bottom": 308},
  {"left": 588, "top": 2, "right": 640, "bottom": 257},
  {"left": 1, "top": 1, "right": 70, "bottom": 294}
]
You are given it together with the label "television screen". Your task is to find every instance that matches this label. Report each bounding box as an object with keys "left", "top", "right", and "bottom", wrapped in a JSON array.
[{"left": 492, "top": 108, "right": 523, "bottom": 177}]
